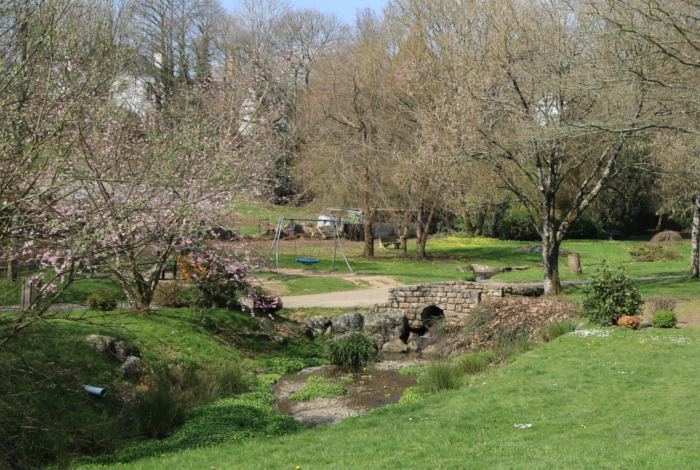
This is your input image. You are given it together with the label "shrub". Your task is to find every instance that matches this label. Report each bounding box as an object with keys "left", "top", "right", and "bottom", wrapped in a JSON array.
[
  {"left": 153, "top": 282, "right": 186, "bottom": 308},
  {"left": 419, "top": 361, "right": 462, "bottom": 394},
  {"left": 581, "top": 264, "right": 644, "bottom": 325},
  {"left": 563, "top": 214, "right": 607, "bottom": 240},
  {"left": 538, "top": 320, "right": 577, "bottom": 343},
  {"left": 617, "top": 315, "right": 640, "bottom": 329},
  {"left": 323, "top": 332, "right": 377, "bottom": 367},
  {"left": 652, "top": 310, "right": 678, "bottom": 328},
  {"left": 290, "top": 384, "right": 347, "bottom": 401},
  {"left": 646, "top": 296, "right": 677, "bottom": 313},
  {"left": 86, "top": 291, "right": 117, "bottom": 311}
]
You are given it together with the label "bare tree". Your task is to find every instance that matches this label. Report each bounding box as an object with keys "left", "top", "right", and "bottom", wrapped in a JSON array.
[
  {"left": 393, "top": 0, "right": 674, "bottom": 295},
  {"left": 590, "top": 0, "right": 700, "bottom": 277}
]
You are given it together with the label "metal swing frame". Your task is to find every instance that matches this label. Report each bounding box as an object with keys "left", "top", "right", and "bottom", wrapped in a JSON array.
[{"left": 267, "top": 217, "right": 353, "bottom": 273}]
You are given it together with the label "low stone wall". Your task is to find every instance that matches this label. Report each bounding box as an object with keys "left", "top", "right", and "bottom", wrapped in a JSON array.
[{"left": 373, "top": 281, "right": 505, "bottom": 329}]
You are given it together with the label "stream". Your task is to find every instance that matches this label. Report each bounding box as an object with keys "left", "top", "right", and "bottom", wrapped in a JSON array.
[{"left": 272, "top": 357, "right": 427, "bottom": 428}]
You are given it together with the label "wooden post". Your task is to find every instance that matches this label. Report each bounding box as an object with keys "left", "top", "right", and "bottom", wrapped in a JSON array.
[
  {"left": 568, "top": 253, "right": 582, "bottom": 274},
  {"left": 21, "top": 278, "right": 41, "bottom": 310}
]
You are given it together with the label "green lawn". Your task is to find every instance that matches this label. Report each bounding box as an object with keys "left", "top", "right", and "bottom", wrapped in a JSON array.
[
  {"left": 262, "top": 236, "right": 696, "bottom": 299},
  {"left": 78, "top": 326, "right": 700, "bottom": 469}
]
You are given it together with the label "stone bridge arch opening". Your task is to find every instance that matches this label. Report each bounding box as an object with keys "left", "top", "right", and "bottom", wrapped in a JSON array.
[{"left": 420, "top": 305, "right": 444, "bottom": 330}]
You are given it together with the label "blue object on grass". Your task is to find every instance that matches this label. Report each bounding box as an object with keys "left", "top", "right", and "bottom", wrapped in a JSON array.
[{"left": 295, "top": 258, "right": 320, "bottom": 264}]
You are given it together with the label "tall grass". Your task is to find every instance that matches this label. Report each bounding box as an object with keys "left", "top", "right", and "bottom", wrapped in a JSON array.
[
  {"left": 537, "top": 320, "right": 578, "bottom": 343},
  {"left": 323, "top": 332, "right": 377, "bottom": 367},
  {"left": 135, "top": 361, "right": 256, "bottom": 439}
]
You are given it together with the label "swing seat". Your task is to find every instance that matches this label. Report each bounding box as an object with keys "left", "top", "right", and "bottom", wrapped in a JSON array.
[{"left": 295, "top": 258, "right": 320, "bottom": 265}]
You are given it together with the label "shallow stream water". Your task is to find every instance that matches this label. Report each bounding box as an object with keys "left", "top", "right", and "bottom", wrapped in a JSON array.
[{"left": 272, "top": 358, "right": 426, "bottom": 427}]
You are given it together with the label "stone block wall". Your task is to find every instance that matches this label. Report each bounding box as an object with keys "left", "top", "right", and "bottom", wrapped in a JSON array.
[{"left": 373, "top": 281, "right": 505, "bottom": 328}]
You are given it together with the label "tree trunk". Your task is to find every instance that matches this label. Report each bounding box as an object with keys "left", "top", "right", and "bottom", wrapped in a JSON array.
[
  {"left": 7, "top": 257, "right": 17, "bottom": 282},
  {"left": 568, "top": 253, "right": 582, "bottom": 274},
  {"left": 463, "top": 211, "right": 475, "bottom": 236},
  {"left": 474, "top": 207, "right": 487, "bottom": 236},
  {"left": 691, "top": 195, "right": 699, "bottom": 278},
  {"left": 656, "top": 213, "right": 665, "bottom": 232},
  {"left": 416, "top": 199, "right": 436, "bottom": 259},
  {"left": 363, "top": 196, "right": 374, "bottom": 257},
  {"left": 542, "top": 216, "right": 564, "bottom": 296},
  {"left": 399, "top": 223, "right": 409, "bottom": 254}
]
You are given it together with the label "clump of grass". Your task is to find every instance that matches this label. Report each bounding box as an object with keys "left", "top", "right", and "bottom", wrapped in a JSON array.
[
  {"left": 454, "top": 351, "right": 497, "bottom": 374},
  {"left": 323, "top": 332, "right": 377, "bottom": 367},
  {"left": 306, "top": 375, "right": 334, "bottom": 383},
  {"left": 290, "top": 384, "right": 348, "bottom": 401},
  {"left": 419, "top": 361, "right": 463, "bottom": 394},
  {"left": 399, "top": 365, "right": 424, "bottom": 376},
  {"left": 538, "top": 320, "right": 578, "bottom": 343}
]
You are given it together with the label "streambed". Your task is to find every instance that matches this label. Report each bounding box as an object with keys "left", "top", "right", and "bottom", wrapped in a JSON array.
[{"left": 272, "top": 359, "right": 427, "bottom": 428}]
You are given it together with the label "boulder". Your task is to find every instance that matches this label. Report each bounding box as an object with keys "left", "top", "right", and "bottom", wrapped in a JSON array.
[
  {"left": 121, "top": 356, "right": 147, "bottom": 381},
  {"left": 415, "top": 334, "right": 436, "bottom": 350},
  {"left": 113, "top": 340, "right": 140, "bottom": 362},
  {"left": 332, "top": 312, "right": 364, "bottom": 334},
  {"left": 303, "top": 328, "right": 316, "bottom": 341},
  {"left": 364, "top": 311, "right": 408, "bottom": 342},
  {"left": 472, "top": 264, "right": 502, "bottom": 274},
  {"left": 86, "top": 334, "right": 116, "bottom": 355},
  {"left": 421, "top": 344, "right": 443, "bottom": 356},
  {"left": 382, "top": 339, "right": 408, "bottom": 353},
  {"left": 259, "top": 317, "right": 275, "bottom": 332},
  {"left": 407, "top": 340, "right": 419, "bottom": 352},
  {"left": 367, "top": 333, "right": 385, "bottom": 351},
  {"left": 272, "top": 336, "right": 286, "bottom": 345},
  {"left": 407, "top": 332, "right": 420, "bottom": 343},
  {"left": 86, "top": 335, "right": 139, "bottom": 363},
  {"left": 305, "top": 315, "right": 332, "bottom": 334}
]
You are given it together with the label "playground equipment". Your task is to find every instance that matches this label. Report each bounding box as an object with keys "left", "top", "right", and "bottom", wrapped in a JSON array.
[{"left": 267, "top": 217, "right": 352, "bottom": 273}]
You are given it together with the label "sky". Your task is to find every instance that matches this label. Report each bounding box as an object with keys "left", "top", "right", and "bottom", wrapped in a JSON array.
[{"left": 219, "top": 0, "right": 389, "bottom": 24}]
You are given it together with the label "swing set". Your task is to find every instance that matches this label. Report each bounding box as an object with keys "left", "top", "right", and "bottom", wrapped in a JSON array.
[{"left": 267, "top": 217, "right": 352, "bottom": 273}]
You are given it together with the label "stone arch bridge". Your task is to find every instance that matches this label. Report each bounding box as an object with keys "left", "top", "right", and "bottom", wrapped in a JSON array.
[{"left": 373, "top": 281, "right": 543, "bottom": 330}]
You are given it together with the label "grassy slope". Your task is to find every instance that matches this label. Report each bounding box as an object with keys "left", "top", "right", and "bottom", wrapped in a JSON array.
[{"left": 80, "top": 327, "right": 700, "bottom": 469}]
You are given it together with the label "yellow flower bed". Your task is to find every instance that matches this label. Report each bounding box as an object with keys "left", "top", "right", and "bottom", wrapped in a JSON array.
[{"left": 429, "top": 237, "right": 504, "bottom": 249}]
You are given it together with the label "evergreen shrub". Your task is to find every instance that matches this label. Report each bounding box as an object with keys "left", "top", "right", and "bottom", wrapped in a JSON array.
[
  {"left": 581, "top": 264, "right": 644, "bottom": 325},
  {"left": 651, "top": 310, "right": 678, "bottom": 329}
]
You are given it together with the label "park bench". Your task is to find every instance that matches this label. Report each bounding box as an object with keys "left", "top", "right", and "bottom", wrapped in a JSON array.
[
  {"left": 606, "top": 229, "right": 623, "bottom": 240},
  {"left": 378, "top": 237, "right": 401, "bottom": 249}
]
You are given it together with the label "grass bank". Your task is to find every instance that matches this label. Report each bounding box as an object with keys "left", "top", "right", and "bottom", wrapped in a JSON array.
[{"left": 79, "top": 326, "right": 700, "bottom": 469}]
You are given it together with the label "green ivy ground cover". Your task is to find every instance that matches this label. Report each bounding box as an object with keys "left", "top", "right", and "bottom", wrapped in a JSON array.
[{"left": 79, "top": 327, "right": 700, "bottom": 469}]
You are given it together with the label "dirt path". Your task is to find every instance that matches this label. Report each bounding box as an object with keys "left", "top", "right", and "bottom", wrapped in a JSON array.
[
  {"left": 281, "top": 287, "right": 394, "bottom": 309},
  {"left": 280, "top": 275, "right": 690, "bottom": 309}
]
